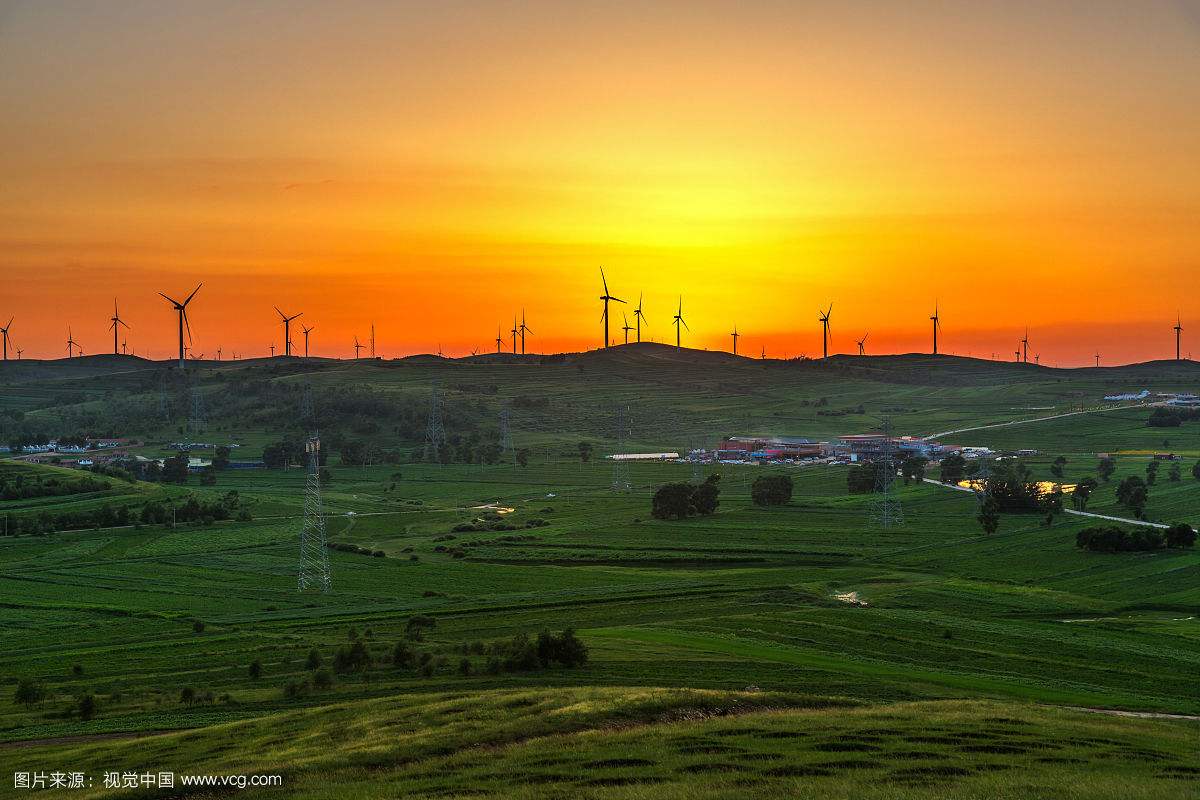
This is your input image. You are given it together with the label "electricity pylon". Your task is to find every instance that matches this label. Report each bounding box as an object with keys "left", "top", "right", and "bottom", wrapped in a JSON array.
[
  {"left": 499, "top": 402, "right": 514, "bottom": 462},
  {"left": 611, "top": 403, "right": 631, "bottom": 492},
  {"left": 297, "top": 437, "right": 332, "bottom": 593},
  {"left": 868, "top": 418, "right": 903, "bottom": 528},
  {"left": 187, "top": 385, "right": 206, "bottom": 435},
  {"left": 424, "top": 382, "right": 446, "bottom": 463}
]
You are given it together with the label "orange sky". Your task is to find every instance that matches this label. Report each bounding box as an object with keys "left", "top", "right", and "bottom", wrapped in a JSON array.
[{"left": 1, "top": 1, "right": 1198, "bottom": 365}]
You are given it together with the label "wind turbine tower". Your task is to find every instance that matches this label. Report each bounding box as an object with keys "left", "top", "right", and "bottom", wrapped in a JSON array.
[
  {"left": 1175, "top": 314, "right": 1183, "bottom": 361},
  {"left": 157, "top": 284, "right": 201, "bottom": 369},
  {"left": 672, "top": 296, "right": 689, "bottom": 349},
  {"left": 1021, "top": 328, "right": 1030, "bottom": 363},
  {"left": 510, "top": 315, "right": 518, "bottom": 354},
  {"left": 301, "top": 324, "right": 314, "bottom": 358},
  {"left": 274, "top": 307, "right": 302, "bottom": 356},
  {"left": 634, "top": 292, "right": 647, "bottom": 342},
  {"left": 819, "top": 304, "right": 833, "bottom": 359},
  {"left": 0, "top": 318, "right": 13, "bottom": 361},
  {"left": 598, "top": 268, "right": 625, "bottom": 348},
  {"left": 622, "top": 312, "right": 634, "bottom": 345},
  {"left": 730, "top": 324, "right": 739, "bottom": 355},
  {"left": 353, "top": 337, "right": 364, "bottom": 359},
  {"left": 494, "top": 325, "right": 504, "bottom": 353},
  {"left": 109, "top": 300, "right": 130, "bottom": 355},
  {"left": 930, "top": 303, "right": 941, "bottom": 355},
  {"left": 66, "top": 327, "right": 79, "bottom": 358},
  {"left": 519, "top": 310, "right": 532, "bottom": 354},
  {"left": 857, "top": 333, "right": 868, "bottom": 356}
]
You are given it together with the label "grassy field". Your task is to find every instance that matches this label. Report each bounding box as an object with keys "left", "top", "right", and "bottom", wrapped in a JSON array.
[{"left": 0, "top": 349, "right": 1197, "bottom": 796}]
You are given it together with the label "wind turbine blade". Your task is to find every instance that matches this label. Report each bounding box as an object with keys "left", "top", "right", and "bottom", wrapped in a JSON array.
[
  {"left": 681, "top": 318, "right": 690, "bottom": 332},
  {"left": 183, "top": 283, "right": 203, "bottom": 306},
  {"left": 120, "top": 319, "right": 131, "bottom": 329},
  {"left": 525, "top": 326, "right": 534, "bottom": 335},
  {"left": 600, "top": 267, "right": 609, "bottom": 295},
  {"left": 158, "top": 292, "right": 180, "bottom": 305},
  {"left": 5, "top": 317, "right": 12, "bottom": 328},
  {"left": 183, "top": 309, "right": 193, "bottom": 343},
  {"left": 274, "top": 306, "right": 285, "bottom": 320},
  {"left": 612, "top": 296, "right": 626, "bottom": 304}
]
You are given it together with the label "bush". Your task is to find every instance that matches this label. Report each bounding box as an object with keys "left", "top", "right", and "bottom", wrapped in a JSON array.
[
  {"left": 651, "top": 476, "right": 720, "bottom": 520},
  {"left": 1076, "top": 525, "right": 1165, "bottom": 553},
  {"left": 14, "top": 678, "right": 45, "bottom": 707},
  {"left": 751, "top": 474, "right": 793, "bottom": 506},
  {"left": 77, "top": 693, "right": 99, "bottom": 721},
  {"left": 305, "top": 648, "right": 322, "bottom": 671},
  {"left": 1165, "top": 523, "right": 1197, "bottom": 549},
  {"left": 192, "top": 620, "right": 205, "bottom": 634},
  {"left": 180, "top": 686, "right": 197, "bottom": 704},
  {"left": 313, "top": 669, "right": 334, "bottom": 689},
  {"left": 333, "top": 640, "right": 371, "bottom": 673},
  {"left": 248, "top": 659, "right": 263, "bottom": 680}
]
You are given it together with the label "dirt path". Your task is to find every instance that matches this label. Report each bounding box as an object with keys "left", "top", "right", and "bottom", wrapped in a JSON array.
[
  {"left": 922, "top": 401, "right": 1154, "bottom": 441},
  {"left": 1062, "top": 706, "right": 1200, "bottom": 722}
]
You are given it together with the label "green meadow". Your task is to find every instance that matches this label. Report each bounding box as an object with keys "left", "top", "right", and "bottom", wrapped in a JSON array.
[{"left": 0, "top": 347, "right": 1197, "bottom": 797}]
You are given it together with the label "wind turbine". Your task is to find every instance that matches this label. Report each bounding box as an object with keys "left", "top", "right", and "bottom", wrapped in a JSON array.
[
  {"left": 0, "top": 317, "right": 13, "bottom": 361},
  {"left": 818, "top": 304, "right": 833, "bottom": 359},
  {"left": 1095, "top": 351, "right": 1100, "bottom": 367},
  {"left": 1021, "top": 327, "right": 1030, "bottom": 363},
  {"left": 216, "top": 347, "right": 222, "bottom": 361},
  {"left": 518, "top": 310, "right": 532, "bottom": 354},
  {"left": 599, "top": 268, "right": 625, "bottom": 348},
  {"left": 66, "top": 327, "right": 79, "bottom": 358},
  {"left": 121, "top": 339, "right": 128, "bottom": 355},
  {"left": 930, "top": 302, "right": 941, "bottom": 355},
  {"left": 353, "top": 337, "right": 364, "bottom": 359},
  {"left": 157, "top": 283, "right": 201, "bottom": 368},
  {"left": 760, "top": 345, "right": 766, "bottom": 360},
  {"left": 672, "top": 296, "right": 688, "bottom": 349},
  {"left": 1175, "top": 313, "right": 1183, "bottom": 361},
  {"left": 621, "top": 312, "right": 634, "bottom": 345},
  {"left": 510, "top": 316, "right": 518, "bottom": 354},
  {"left": 301, "top": 324, "right": 314, "bottom": 357},
  {"left": 15, "top": 348, "right": 22, "bottom": 360},
  {"left": 274, "top": 307, "right": 302, "bottom": 356},
  {"left": 730, "top": 324, "right": 739, "bottom": 356},
  {"left": 109, "top": 300, "right": 130, "bottom": 355},
  {"left": 494, "top": 324, "right": 504, "bottom": 353},
  {"left": 857, "top": 332, "right": 869, "bottom": 356},
  {"left": 269, "top": 343, "right": 276, "bottom": 357},
  {"left": 634, "top": 292, "right": 647, "bottom": 343}
]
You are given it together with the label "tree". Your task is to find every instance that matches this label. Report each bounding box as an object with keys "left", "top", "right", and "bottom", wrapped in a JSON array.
[
  {"left": 161, "top": 453, "right": 189, "bottom": 484},
  {"left": 900, "top": 456, "right": 927, "bottom": 484},
  {"left": 977, "top": 496, "right": 1000, "bottom": 535},
  {"left": 1050, "top": 456, "right": 1067, "bottom": 479},
  {"left": 1041, "top": 487, "right": 1064, "bottom": 526},
  {"left": 1146, "top": 461, "right": 1159, "bottom": 485},
  {"left": 652, "top": 483, "right": 695, "bottom": 520},
  {"left": 1165, "top": 523, "right": 1197, "bottom": 548},
  {"left": 1115, "top": 475, "right": 1149, "bottom": 519},
  {"left": 198, "top": 466, "right": 217, "bottom": 486},
  {"left": 212, "top": 445, "right": 231, "bottom": 470},
  {"left": 1168, "top": 463, "right": 1181, "bottom": 482},
  {"left": 1193, "top": 461, "right": 1200, "bottom": 481},
  {"left": 751, "top": 474, "right": 793, "bottom": 506},
  {"left": 692, "top": 474, "right": 721, "bottom": 515},
  {"left": 77, "top": 693, "right": 99, "bottom": 721},
  {"left": 13, "top": 678, "right": 45, "bottom": 707},
  {"left": 939, "top": 454, "right": 967, "bottom": 484},
  {"left": 405, "top": 614, "right": 437, "bottom": 641},
  {"left": 1097, "top": 457, "right": 1117, "bottom": 482},
  {"left": 577, "top": 442, "right": 593, "bottom": 463},
  {"left": 248, "top": 659, "right": 263, "bottom": 679},
  {"left": 318, "top": 467, "right": 332, "bottom": 486},
  {"left": 515, "top": 448, "right": 529, "bottom": 468},
  {"left": 1072, "top": 477, "right": 1098, "bottom": 511},
  {"left": 305, "top": 648, "right": 322, "bottom": 671}
]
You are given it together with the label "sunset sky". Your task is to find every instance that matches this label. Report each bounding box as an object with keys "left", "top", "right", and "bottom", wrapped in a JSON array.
[{"left": 2, "top": 1, "right": 1198, "bottom": 364}]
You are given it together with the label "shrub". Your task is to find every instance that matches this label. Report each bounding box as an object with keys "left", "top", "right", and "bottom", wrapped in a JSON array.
[
  {"left": 333, "top": 640, "right": 371, "bottom": 673},
  {"left": 77, "top": 693, "right": 99, "bottom": 721},
  {"left": 305, "top": 648, "right": 322, "bottom": 671},
  {"left": 192, "top": 620, "right": 206, "bottom": 634},
  {"left": 1165, "top": 523, "right": 1197, "bottom": 549},
  {"left": 248, "top": 659, "right": 263, "bottom": 680},
  {"left": 14, "top": 678, "right": 46, "bottom": 707},
  {"left": 312, "top": 669, "right": 334, "bottom": 689},
  {"left": 1076, "top": 525, "right": 1165, "bottom": 553},
  {"left": 180, "top": 687, "right": 197, "bottom": 704},
  {"left": 751, "top": 474, "right": 793, "bottom": 506},
  {"left": 458, "top": 657, "right": 473, "bottom": 676}
]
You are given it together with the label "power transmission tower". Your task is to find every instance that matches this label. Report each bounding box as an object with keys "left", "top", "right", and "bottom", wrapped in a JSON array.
[
  {"left": 611, "top": 403, "right": 631, "bottom": 491},
  {"left": 499, "top": 402, "right": 514, "bottom": 462},
  {"left": 187, "top": 385, "right": 206, "bottom": 435},
  {"left": 300, "top": 382, "right": 317, "bottom": 434},
  {"left": 868, "top": 418, "right": 904, "bottom": 528},
  {"left": 297, "top": 437, "right": 332, "bottom": 593},
  {"left": 424, "top": 382, "right": 446, "bottom": 463}
]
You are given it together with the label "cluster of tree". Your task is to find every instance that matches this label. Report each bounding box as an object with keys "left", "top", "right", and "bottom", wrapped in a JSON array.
[
  {"left": 1116, "top": 476, "right": 1150, "bottom": 519},
  {"left": 938, "top": 454, "right": 968, "bottom": 484},
  {"left": 326, "top": 541, "right": 385, "bottom": 557},
  {"left": 262, "top": 438, "right": 311, "bottom": 469},
  {"left": 1076, "top": 523, "right": 1195, "bottom": 553},
  {"left": 1147, "top": 407, "right": 1200, "bottom": 428},
  {"left": 651, "top": 475, "right": 721, "bottom": 520},
  {"left": 139, "top": 492, "right": 247, "bottom": 526},
  {"left": 3, "top": 503, "right": 137, "bottom": 536},
  {"left": 0, "top": 473, "right": 111, "bottom": 501},
  {"left": 982, "top": 461, "right": 1048, "bottom": 513},
  {"left": 751, "top": 474, "right": 793, "bottom": 506},
  {"left": 900, "top": 456, "right": 928, "bottom": 484}
]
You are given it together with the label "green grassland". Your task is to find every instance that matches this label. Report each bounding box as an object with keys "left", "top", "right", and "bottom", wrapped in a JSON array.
[{"left": 0, "top": 349, "right": 1197, "bottom": 797}]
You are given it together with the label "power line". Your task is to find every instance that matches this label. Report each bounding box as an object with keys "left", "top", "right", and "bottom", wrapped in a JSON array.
[{"left": 868, "top": 417, "right": 904, "bottom": 528}]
